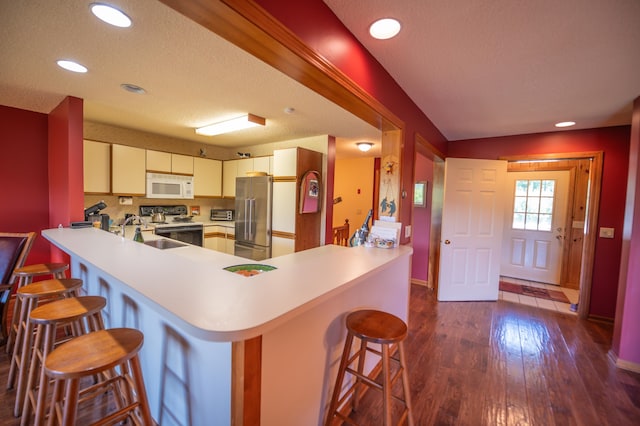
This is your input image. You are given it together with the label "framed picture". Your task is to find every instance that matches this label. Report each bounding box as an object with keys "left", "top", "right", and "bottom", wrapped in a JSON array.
[{"left": 414, "top": 181, "right": 427, "bottom": 207}]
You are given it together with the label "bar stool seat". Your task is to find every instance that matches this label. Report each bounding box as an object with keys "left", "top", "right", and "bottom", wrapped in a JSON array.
[
  {"left": 7, "top": 278, "right": 82, "bottom": 417},
  {"left": 13, "top": 263, "right": 69, "bottom": 286},
  {"left": 44, "top": 328, "right": 154, "bottom": 426},
  {"left": 21, "top": 296, "right": 106, "bottom": 425},
  {"left": 6, "top": 263, "right": 69, "bottom": 353},
  {"left": 325, "top": 309, "right": 414, "bottom": 426}
]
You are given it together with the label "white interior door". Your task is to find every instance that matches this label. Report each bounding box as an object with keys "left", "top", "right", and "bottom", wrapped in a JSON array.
[
  {"left": 437, "top": 158, "right": 507, "bottom": 301},
  {"left": 500, "top": 170, "right": 570, "bottom": 284}
]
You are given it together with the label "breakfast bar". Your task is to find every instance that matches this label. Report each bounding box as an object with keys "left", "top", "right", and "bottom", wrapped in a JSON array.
[{"left": 42, "top": 227, "right": 413, "bottom": 425}]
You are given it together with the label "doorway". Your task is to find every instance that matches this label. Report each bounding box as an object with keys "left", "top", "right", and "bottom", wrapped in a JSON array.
[{"left": 500, "top": 153, "right": 602, "bottom": 319}]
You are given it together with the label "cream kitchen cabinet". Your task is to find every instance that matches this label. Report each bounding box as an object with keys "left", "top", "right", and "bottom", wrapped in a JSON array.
[
  {"left": 204, "top": 224, "right": 235, "bottom": 253},
  {"left": 146, "top": 150, "right": 194, "bottom": 175},
  {"left": 112, "top": 144, "right": 146, "bottom": 196},
  {"left": 146, "top": 150, "right": 172, "bottom": 173},
  {"left": 222, "top": 156, "right": 272, "bottom": 197},
  {"left": 194, "top": 157, "right": 222, "bottom": 197},
  {"left": 83, "top": 140, "right": 110, "bottom": 194},
  {"left": 171, "top": 154, "right": 193, "bottom": 175},
  {"left": 222, "top": 160, "right": 238, "bottom": 197}
]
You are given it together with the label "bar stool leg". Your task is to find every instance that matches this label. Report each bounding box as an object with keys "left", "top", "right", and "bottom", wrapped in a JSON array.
[
  {"left": 325, "top": 331, "right": 355, "bottom": 426},
  {"left": 382, "top": 343, "right": 392, "bottom": 426},
  {"left": 398, "top": 343, "right": 414, "bottom": 426},
  {"left": 129, "top": 354, "right": 154, "bottom": 425}
]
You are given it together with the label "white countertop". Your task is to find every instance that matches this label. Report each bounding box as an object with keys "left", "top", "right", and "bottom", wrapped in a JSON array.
[{"left": 42, "top": 227, "right": 412, "bottom": 341}]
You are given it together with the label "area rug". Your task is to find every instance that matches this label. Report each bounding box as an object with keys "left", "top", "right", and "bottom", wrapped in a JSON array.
[{"left": 499, "top": 281, "right": 570, "bottom": 304}]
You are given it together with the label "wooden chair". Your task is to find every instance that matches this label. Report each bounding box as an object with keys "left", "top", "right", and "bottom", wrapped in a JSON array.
[
  {"left": 0, "top": 231, "right": 37, "bottom": 344},
  {"left": 332, "top": 219, "right": 350, "bottom": 246}
]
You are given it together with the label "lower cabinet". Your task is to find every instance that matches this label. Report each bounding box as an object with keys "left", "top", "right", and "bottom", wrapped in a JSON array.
[{"left": 204, "top": 225, "right": 235, "bottom": 254}]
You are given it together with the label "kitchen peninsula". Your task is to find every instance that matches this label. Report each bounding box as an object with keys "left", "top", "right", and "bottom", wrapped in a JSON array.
[{"left": 43, "top": 227, "right": 412, "bottom": 426}]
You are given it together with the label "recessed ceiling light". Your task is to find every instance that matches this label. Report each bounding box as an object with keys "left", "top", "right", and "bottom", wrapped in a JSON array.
[
  {"left": 369, "top": 18, "right": 401, "bottom": 40},
  {"left": 90, "top": 3, "right": 132, "bottom": 28},
  {"left": 120, "top": 83, "right": 146, "bottom": 94},
  {"left": 56, "top": 60, "right": 88, "bottom": 73},
  {"left": 555, "top": 121, "right": 576, "bottom": 128},
  {"left": 357, "top": 142, "right": 373, "bottom": 152}
]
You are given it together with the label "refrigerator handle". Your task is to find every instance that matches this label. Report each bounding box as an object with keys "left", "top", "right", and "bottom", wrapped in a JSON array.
[
  {"left": 244, "top": 199, "right": 249, "bottom": 240},
  {"left": 249, "top": 198, "right": 255, "bottom": 239}
]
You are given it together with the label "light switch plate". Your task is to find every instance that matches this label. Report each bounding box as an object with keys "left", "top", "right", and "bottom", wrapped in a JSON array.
[
  {"left": 119, "top": 196, "right": 133, "bottom": 205},
  {"left": 405, "top": 225, "right": 411, "bottom": 238},
  {"left": 599, "top": 227, "right": 614, "bottom": 239}
]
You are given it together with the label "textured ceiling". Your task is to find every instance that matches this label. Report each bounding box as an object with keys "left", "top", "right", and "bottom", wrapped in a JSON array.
[
  {"left": 0, "top": 0, "right": 381, "bottom": 158},
  {"left": 324, "top": 0, "right": 640, "bottom": 140}
]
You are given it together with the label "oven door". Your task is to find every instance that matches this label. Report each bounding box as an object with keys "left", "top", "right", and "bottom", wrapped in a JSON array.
[{"left": 154, "top": 225, "right": 203, "bottom": 247}]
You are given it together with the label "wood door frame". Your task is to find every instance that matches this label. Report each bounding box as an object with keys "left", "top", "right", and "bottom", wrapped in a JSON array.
[
  {"left": 414, "top": 134, "right": 445, "bottom": 292},
  {"left": 500, "top": 152, "right": 603, "bottom": 319}
]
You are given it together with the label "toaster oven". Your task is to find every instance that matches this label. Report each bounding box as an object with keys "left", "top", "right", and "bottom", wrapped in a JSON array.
[{"left": 210, "top": 209, "right": 234, "bottom": 221}]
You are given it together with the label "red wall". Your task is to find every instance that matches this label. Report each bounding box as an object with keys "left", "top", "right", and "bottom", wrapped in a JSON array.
[
  {"left": 449, "top": 126, "right": 631, "bottom": 318},
  {"left": 255, "top": 0, "right": 449, "bottom": 242},
  {"left": 0, "top": 105, "right": 51, "bottom": 264}
]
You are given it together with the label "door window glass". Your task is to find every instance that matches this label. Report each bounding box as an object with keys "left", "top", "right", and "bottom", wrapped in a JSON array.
[{"left": 512, "top": 179, "right": 555, "bottom": 231}]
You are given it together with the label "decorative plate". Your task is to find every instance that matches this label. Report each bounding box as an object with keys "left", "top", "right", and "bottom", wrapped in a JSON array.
[{"left": 224, "top": 264, "right": 277, "bottom": 277}]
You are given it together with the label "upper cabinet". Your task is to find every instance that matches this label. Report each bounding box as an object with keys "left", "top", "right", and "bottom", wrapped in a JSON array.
[
  {"left": 194, "top": 157, "right": 222, "bottom": 197},
  {"left": 273, "top": 148, "right": 297, "bottom": 177},
  {"left": 83, "top": 140, "right": 110, "bottom": 194},
  {"left": 146, "top": 150, "right": 193, "bottom": 175},
  {"left": 171, "top": 154, "right": 193, "bottom": 175},
  {"left": 222, "top": 156, "right": 273, "bottom": 197},
  {"left": 146, "top": 150, "right": 171, "bottom": 173},
  {"left": 112, "top": 144, "right": 146, "bottom": 196}
]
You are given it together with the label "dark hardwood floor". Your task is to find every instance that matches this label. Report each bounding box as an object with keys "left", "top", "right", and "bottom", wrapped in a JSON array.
[{"left": 1, "top": 285, "right": 639, "bottom": 425}]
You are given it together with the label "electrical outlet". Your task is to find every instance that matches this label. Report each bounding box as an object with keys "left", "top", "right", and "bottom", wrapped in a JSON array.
[{"left": 119, "top": 196, "right": 133, "bottom": 205}]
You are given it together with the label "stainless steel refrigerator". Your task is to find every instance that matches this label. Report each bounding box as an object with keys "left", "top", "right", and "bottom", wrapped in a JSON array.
[{"left": 234, "top": 176, "right": 273, "bottom": 260}]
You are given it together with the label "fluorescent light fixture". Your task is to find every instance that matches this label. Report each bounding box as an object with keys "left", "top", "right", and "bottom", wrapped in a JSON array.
[
  {"left": 369, "top": 18, "right": 401, "bottom": 40},
  {"left": 90, "top": 3, "right": 132, "bottom": 28},
  {"left": 357, "top": 142, "right": 373, "bottom": 152},
  {"left": 555, "top": 121, "right": 576, "bottom": 128},
  {"left": 56, "top": 60, "right": 88, "bottom": 73},
  {"left": 196, "top": 114, "right": 266, "bottom": 136}
]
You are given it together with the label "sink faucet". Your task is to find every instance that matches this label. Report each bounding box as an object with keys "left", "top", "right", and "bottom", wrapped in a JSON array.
[{"left": 121, "top": 215, "right": 148, "bottom": 239}]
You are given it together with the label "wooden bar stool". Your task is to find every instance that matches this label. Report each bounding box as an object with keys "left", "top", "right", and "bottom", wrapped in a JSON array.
[
  {"left": 325, "top": 309, "right": 414, "bottom": 426},
  {"left": 44, "top": 328, "right": 154, "bottom": 426},
  {"left": 6, "top": 278, "right": 82, "bottom": 417},
  {"left": 21, "top": 296, "right": 106, "bottom": 425},
  {"left": 6, "top": 263, "right": 69, "bottom": 353}
]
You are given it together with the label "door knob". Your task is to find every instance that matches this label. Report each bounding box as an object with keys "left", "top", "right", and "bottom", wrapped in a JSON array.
[{"left": 444, "top": 240, "right": 451, "bottom": 245}]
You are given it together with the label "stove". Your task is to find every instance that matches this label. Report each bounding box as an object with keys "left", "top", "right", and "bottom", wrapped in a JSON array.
[{"left": 139, "top": 205, "right": 203, "bottom": 246}]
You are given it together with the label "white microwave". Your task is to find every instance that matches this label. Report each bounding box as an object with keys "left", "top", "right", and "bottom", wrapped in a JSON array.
[{"left": 146, "top": 173, "right": 194, "bottom": 199}]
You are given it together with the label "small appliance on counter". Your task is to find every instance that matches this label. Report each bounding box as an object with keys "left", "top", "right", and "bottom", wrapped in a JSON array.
[
  {"left": 139, "top": 205, "right": 203, "bottom": 246},
  {"left": 210, "top": 209, "right": 234, "bottom": 221},
  {"left": 84, "top": 201, "right": 110, "bottom": 231}
]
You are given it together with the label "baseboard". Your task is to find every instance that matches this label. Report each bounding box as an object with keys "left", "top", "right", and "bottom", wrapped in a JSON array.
[
  {"left": 608, "top": 349, "right": 640, "bottom": 373},
  {"left": 587, "top": 314, "right": 614, "bottom": 324},
  {"left": 410, "top": 278, "right": 428, "bottom": 287}
]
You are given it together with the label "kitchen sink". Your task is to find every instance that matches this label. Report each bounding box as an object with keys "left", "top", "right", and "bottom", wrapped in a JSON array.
[{"left": 143, "top": 239, "right": 187, "bottom": 250}]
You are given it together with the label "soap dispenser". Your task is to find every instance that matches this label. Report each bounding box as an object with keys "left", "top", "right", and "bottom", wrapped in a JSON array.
[{"left": 133, "top": 226, "right": 145, "bottom": 243}]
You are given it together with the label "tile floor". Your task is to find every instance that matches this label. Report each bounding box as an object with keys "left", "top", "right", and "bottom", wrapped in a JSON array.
[{"left": 499, "top": 276, "right": 580, "bottom": 315}]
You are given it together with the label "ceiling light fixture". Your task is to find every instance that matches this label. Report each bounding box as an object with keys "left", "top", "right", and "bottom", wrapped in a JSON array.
[
  {"left": 90, "top": 3, "right": 132, "bottom": 28},
  {"left": 369, "top": 18, "right": 401, "bottom": 40},
  {"left": 56, "top": 60, "right": 88, "bottom": 73},
  {"left": 196, "top": 114, "right": 266, "bottom": 136},
  {"left": 357, "top": 142, "right": 373, "bottom": 152},
  {"left": 555, "top": 121, "right": 576, "bottom": 128}
]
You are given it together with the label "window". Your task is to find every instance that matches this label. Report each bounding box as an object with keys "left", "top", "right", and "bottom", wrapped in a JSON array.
[{"left": 512, "top": 179, "right": 555, "bottom": 231}]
